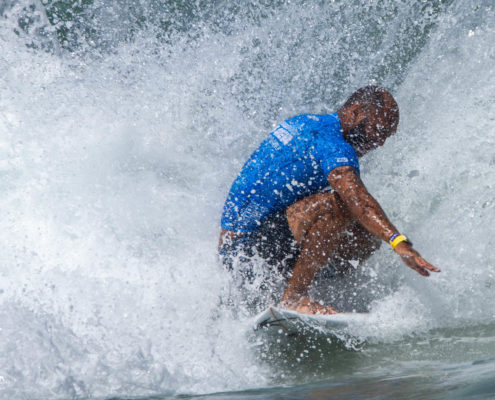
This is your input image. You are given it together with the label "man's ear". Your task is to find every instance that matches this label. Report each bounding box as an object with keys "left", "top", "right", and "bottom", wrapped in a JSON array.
[
  {"left": 352, "top": 106, "right": 367, "bottom": 126},
  {"left": 347, "top": 103, "right": 366, "bottom": 126}
]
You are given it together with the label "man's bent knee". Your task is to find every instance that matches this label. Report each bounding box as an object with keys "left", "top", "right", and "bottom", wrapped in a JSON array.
[
  {"left": 287, "top": 194, "right": 381, "bottom": 271},
  {"left": 286, "top": 191, "right": 349, "bottom": 243}
]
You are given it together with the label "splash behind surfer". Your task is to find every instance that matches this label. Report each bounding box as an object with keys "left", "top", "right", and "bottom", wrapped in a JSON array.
[{"left": 219, "top": 86, "right": 440, "bottom": 315}]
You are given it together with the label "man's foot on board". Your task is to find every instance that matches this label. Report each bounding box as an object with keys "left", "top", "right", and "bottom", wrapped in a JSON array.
[{"left": 279, "top": 296, "right": 338, "bottom": 315}]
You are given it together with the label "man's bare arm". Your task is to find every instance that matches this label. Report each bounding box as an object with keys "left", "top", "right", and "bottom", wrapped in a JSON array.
[{"left": 328, "top": 166, "right": 440, "bottom": 277}]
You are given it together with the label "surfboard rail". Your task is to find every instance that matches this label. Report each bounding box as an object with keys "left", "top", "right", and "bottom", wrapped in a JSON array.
[{"left": 253, "top": 306, "right": 369, "bottom": 335}]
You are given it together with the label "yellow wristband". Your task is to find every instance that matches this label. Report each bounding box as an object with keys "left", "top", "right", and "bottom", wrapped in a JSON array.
[{"left": 389, "top": 234, "right": 409, "bottom": 250}]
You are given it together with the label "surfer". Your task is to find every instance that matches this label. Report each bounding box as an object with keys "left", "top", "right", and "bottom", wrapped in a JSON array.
[{"left": 219, "top": 85, "right": 440, "bottom": 315}]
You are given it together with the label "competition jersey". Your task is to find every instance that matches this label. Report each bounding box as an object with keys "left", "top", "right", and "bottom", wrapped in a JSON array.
[{"left": 221, "top": 112, "right": 360, "bottom": 232}]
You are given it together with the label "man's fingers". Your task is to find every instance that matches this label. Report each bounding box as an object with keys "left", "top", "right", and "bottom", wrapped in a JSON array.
[
  {"left": 411, "top": 263, "right": 430, "bottom": 276},
  {"left": 401, "top": 256, "right": 432, "bottom": 276},
  {"left": 400, "top": 252, "right": 441, "bottom": 276},
  {"left": 414, "top": 260, "right": 440, "bottom": 276},
  {"left": 425, "top": 263, "right": 441, "bottom": 272},
  {"left": 418, "top": 258, "right": 441, "bottom": 273}
]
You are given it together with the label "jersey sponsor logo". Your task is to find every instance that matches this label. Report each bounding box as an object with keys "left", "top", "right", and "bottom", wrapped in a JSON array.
[{"left": 272, "top": 127, "right": 293, "bottom": 145}]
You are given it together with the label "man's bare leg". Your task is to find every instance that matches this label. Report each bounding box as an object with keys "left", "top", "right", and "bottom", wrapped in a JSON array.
[{"left": 282, "top": 191, "right": 380, "bottom": 314}]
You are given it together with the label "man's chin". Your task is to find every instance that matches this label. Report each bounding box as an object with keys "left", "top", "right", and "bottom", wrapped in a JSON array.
[
  {"left": 355, "top": 148, "right": 366, "bottom": 157},
  {"left": 356, "top": 145, "right": 377, "bottom": 157}
]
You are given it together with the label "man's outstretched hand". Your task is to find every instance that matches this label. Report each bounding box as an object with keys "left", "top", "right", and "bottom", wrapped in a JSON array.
[
  {"left": 280, "top": 296, "right": 338, "bottom": 315},
  {"left": 394, "top": 242, "right": 441, "bottom": 276}
]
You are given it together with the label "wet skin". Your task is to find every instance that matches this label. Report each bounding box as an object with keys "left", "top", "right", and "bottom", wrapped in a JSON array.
[{"left": 281, "top": 166, "right": 440, "bottom": 315}]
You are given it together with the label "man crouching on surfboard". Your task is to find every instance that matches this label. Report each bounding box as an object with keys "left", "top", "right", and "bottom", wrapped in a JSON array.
[{"left": 218, "top": 85, "right": 440, "bottom": 315}]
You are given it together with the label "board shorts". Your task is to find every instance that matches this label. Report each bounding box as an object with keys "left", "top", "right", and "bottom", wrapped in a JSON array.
[
  {"left": 218, "top": 209, "right": 300, "bottom": 286},
  {"left": 219, "top": 186, "right": 349, "bottom": 291}
]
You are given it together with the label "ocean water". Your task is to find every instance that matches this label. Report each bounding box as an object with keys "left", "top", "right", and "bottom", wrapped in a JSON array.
[{"left": 0, "top": 0, "right": 494, "bottom": 399}]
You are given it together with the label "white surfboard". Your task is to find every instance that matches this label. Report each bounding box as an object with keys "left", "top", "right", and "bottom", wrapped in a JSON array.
[{"left": 253, "top": 306, "right": 370, "bottom": 335}]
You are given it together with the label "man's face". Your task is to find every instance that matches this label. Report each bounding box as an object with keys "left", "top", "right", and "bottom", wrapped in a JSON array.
[{"left": 347, "top": 107, "right": 398, "bottom": 157}]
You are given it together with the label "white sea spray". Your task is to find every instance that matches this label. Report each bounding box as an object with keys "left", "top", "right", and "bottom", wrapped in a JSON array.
[{"left": 0, "top": 0, "right": 493, "bottom": 398}]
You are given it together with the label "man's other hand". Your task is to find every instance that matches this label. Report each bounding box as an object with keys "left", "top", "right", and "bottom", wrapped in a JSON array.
[{"left": 394, "top": 242, "right": 441, "bottom": 277}]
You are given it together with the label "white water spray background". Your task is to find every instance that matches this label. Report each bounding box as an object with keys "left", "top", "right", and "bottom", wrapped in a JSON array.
[
  {"left": 0, "top": 0, "right": 494, "bottom": 398},
  {"left": 363, "top": 0, "right": 495, "bottom": 338}
]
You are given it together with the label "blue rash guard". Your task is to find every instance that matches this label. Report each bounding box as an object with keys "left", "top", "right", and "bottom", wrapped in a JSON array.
[{"left": 221, "top": 112, "right": 360, "bottom": 233}]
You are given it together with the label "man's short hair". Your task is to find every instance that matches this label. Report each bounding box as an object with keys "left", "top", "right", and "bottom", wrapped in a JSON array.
[{"left": 344, "top": 85, "right": 399, "bottom": 127}]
